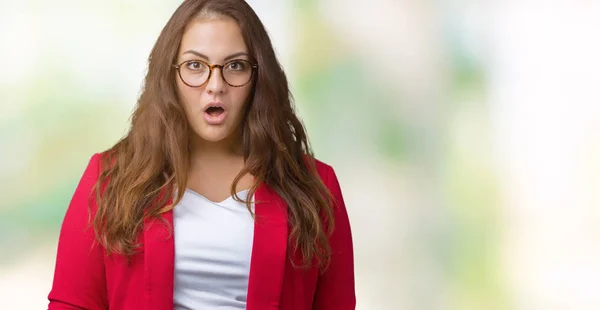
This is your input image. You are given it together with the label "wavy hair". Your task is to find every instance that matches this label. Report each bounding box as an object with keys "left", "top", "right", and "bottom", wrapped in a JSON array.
[{"left": 92, "top": 0, "right": 335, "bottom": 269}]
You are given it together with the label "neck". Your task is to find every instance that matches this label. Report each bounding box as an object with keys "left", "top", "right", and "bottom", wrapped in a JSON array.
[{"left": 189, "top": 135, "right": 244, "bottom": 166}]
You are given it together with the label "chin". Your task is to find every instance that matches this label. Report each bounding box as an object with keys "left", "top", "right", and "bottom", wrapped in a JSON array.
[
  {"left": 190, "top": 120, "right": 241, "bottom": 144},
  {"left": 195, "top": 128, "right": 232, "bottom": 143},
  {"left": 198, "top": 134, "right": 227, "bottom": 143}
]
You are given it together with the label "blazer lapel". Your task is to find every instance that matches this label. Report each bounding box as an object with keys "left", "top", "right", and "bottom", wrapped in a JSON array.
[
  {"left": 246, "top": 182, "right": 289, "bottom": 310},
  {"left": 143, "top": 201, "right": 175, "bottom": 310}
]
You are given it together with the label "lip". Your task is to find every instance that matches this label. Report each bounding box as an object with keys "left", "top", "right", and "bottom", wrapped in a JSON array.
[
  {"left": 203, "top": 101, "right": 227, "bottom": 125},
  {"left": 203, "top": 101, "right": 226, "bottom": 112}
]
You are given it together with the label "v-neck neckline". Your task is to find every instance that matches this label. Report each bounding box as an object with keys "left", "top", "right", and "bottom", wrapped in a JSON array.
[{"left": 184, "top": 188, "right": 250, "bottom": 205}]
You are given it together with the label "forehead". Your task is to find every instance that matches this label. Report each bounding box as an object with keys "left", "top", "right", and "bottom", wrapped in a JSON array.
[{"left": 178, "top": 18, "right": 248, "bottom": 61}]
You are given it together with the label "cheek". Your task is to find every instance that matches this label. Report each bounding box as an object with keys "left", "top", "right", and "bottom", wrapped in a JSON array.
[
  {"left": 231, "top": 87, "right": 252, "bottom": 113},
  {"left": 177, "top": 82, "right": 200, "bottom": 114}
]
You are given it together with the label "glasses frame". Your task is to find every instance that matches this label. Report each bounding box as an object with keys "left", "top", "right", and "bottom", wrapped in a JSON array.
[{"left": 173, "top": 59, "right": 258, "bottom": 88}]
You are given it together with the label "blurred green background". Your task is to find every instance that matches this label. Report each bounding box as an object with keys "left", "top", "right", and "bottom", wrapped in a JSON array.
[{"left": 1, "top": 1, "right": 600, "bottom": 309}]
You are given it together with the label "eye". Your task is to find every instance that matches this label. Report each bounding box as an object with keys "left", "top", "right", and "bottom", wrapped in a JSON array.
[
  {"left": 227, "top": 60, "right": 247, "bottom": 71},
  {"left": 185, "top": 61, "right": 206, "bottom": 71}
]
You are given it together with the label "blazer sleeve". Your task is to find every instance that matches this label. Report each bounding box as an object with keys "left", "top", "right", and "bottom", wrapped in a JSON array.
[
  {"left": 312, "top": 165, "right": 356, "bottom": 310},
  {"left": 48, "top": 153, "right": 109, "bottom": 310}
]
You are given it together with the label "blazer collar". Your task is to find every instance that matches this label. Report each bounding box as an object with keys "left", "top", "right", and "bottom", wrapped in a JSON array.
[{"left": 142, "top": 182, "right": 289, "bottom": 310}]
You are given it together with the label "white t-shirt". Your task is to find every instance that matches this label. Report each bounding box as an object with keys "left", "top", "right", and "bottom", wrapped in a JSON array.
[{"left": 173, "top": 188, "right": 255, "bottom": 310}]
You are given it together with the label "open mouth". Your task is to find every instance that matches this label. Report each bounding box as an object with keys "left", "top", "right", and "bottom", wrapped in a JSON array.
[
  {"left": 205, "top": 106, "right": 225, "bottom": 116},
  {"left": 203, "top": 103, "right": 227, "bottom": 125}
]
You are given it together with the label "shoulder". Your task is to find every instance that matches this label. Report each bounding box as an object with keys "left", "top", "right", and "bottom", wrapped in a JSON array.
[
  {"left": 313, "top": 157, "right": 332, "bottom": 174},
  {"left": 78, "top": 152, "right": 113, "bottom": 193},
  {"left": 80, "top": 153, "right": 102, "bottom": 180},
  {"left": 302, "top": 155, "right": 337, "bottom": 187},
  {"left": 82, "top": 151, "right": 114, "bottom": 177}
]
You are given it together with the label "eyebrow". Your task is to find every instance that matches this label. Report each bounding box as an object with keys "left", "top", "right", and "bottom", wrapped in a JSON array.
[{"left": 182, "top": 50, "right": 249, "bottom": 62}]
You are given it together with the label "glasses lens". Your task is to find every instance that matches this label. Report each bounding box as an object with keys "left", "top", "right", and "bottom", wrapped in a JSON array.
[
  {"left": 180, "top": 60, "right": 210, "bottom": 87},
  {"left": 222, "top": 60, "right": 253, "bottom": 86}
]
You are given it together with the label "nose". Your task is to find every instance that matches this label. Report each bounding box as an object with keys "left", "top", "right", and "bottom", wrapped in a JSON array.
[{"left": 206, "top": 66, "right": 226, "bottom": 94}]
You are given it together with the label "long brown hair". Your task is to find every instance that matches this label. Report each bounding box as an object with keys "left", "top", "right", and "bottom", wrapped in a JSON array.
[{"left": 93, "top": 0, "right": 334, "bottom": 269}]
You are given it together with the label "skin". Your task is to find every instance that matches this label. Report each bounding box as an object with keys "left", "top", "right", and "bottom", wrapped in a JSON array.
[{"left": 175, "top": 17, "right": 255, "bottom": 202}]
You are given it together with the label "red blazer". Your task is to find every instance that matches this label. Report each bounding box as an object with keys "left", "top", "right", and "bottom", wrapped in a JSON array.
[{"left": 48, "top": 153, "right": 355, "bottom": 310}]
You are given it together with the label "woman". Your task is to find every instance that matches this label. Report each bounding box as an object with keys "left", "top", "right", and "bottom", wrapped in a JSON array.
[{"left": 48, "top": 0, "right": 355, "bottom": 309}]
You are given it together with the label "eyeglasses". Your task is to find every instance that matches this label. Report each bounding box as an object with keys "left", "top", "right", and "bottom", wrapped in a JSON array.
[{"left": 173, "top": 59, "right": 258, "bottom": 88}]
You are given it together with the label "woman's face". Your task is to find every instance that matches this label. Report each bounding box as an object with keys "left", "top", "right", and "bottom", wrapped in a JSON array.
[{"left": 175, "top": 17, "right": 253, "bottom": 147}]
